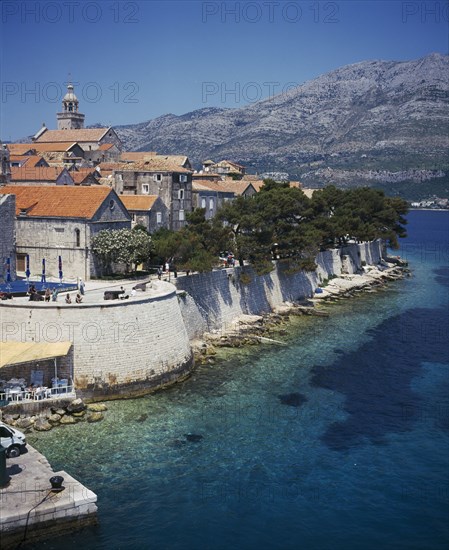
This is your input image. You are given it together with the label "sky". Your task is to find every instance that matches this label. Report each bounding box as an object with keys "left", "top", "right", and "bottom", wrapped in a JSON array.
[{"left": 1, "top": 0, "right": 448, "bottom": 140}]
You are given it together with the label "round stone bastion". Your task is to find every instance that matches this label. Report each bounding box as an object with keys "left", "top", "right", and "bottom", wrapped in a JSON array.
[{"left": 0, "top": 281, "right": 193, "bottom": 400}]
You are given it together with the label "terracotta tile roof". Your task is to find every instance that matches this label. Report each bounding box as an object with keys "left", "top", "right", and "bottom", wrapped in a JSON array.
[
  {"left": 0, "top": 185, "right": 114, "bottom": 219},
  {"left": 10, "top": 166, "right": 71, "bottom": 182},
  {"left": 32, "top": 142, "right": 80, "bottom": 152},
  {"left": 215, "top": 160, "right": 245, "bottom": 170},
  {"left": 193, "top": 173, "right": 220, "bottom": 178},
  {"left": 10, "top": 155, "right": 48, "bottom": 167},
  {"left": 99, "top": 143, "right": 116, "bottom": 151},
  {"left": 70, "top": 169, "right": 100, "bottom": 184},
  {"left": 35, "top": 128, "right": 111, "bottom": 143},
  {"left": 192, "top": 181, "right": 234, "bottom": 193},
  {"left": 120, "top": 152, "right": 190, "bottom": 168},
  {"left": 120, "top": 195, "right": 158, "bottom": 211},
  {"left": 98, "top": 162, "right": 124, "bottom": 171},
  {"left": 113, "top": 159, "right": 192, "bottom": 174},
  {"left": 120, "top": 152, "right": 157, "bottom": 161},
  {"left": 6, "top": 144, "right": 35, "bottom": 155},
  {"left": 218, "top": 180, "right": 255, "bottom": 195},
  {"left": 156, "top": 155, "right": 190, "bottom": 167}
]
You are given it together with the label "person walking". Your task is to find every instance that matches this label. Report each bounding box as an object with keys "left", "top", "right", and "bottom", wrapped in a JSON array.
[{"left": 79, "top": 278, "right": 85, "bottom": 295}]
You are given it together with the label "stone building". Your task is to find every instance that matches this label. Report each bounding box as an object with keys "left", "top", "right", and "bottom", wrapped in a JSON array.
[
  {"left": 120, "top": 195, "right": 169, "bottom": 233},
  {"left": 192, "top": 181, "right": 235, "bottom": 219},
  {"left": 32, "top": 83, "right": 122, "bottom": 163},
  {"left": 0, "top": 194, "right": 16, "bottom": 282},
  {"left": 0, "top": 185, "right": 131, "bottom": 280},
  {"left": 112, "top": 158, "right": 193, "bottom": 231},
  {"left": 202, "top": 159, "right": 246, "bottom": 177},
  {"left": 34, "top": 127, "right": 122, "bottom": 164}
]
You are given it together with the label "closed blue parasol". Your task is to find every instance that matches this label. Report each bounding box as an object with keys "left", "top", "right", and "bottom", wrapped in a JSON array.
[
  {"left": 58, "top": 255, "right": 63, "bottom": 282},
  {"left": 6, "top": 257, "right": 11, "bottom": 282},
  {"left": 41, "top": 258, "right": 46, "bottom": 283},
  {"left": 25, "top": 254, "right": 30, "bottom": 281}
]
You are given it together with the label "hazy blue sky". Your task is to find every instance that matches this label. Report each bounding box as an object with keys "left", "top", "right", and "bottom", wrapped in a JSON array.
[{"left": 1, "top": 0, "right": 448, "bottom": 140}]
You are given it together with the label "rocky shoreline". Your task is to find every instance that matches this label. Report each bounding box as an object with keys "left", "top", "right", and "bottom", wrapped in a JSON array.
[
  {"left": 0, "top": 261, "right": 409, "bottom": 427},
  {"left": 0, "top": 398, "right": 108, "bottom": 433},
  {"left": 192, "top": 261, "right": 409, "bottom": 365}
]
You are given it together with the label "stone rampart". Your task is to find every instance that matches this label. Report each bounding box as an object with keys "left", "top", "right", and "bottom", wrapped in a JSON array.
[
  {"left": 175, "top": 241, "right": 383, "bottom": 339},
  {"left": 0, "top": 281, "right": 193, "bottom": 399}
]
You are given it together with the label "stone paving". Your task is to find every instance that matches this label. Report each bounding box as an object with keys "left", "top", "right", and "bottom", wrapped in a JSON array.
[{"left": 0, "top": 444, "right": 97, "bottom": 547}]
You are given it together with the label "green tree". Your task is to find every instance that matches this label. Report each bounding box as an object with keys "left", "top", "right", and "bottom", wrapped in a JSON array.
[{"left": 91, "top": 228, "right": 153, "bottom": 275}]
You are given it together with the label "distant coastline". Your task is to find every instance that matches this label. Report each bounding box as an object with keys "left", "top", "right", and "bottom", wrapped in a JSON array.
[{"left": 409, "top": 208, "right": 449, "bottom": 211}]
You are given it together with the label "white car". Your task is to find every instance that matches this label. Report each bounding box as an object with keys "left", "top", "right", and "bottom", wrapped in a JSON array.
[{"left": 0, "top": 422, "right": 27, "bottom": 458}]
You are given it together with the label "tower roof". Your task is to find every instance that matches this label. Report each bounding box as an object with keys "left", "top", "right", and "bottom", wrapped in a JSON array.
[{"left": 63, "top": 83, "right": 78, "bottom": 103}]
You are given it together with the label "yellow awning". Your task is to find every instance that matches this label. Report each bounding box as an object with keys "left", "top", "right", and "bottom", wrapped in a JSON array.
[{"left": 0, "top": 341, "right": 72, "bottom": 368}]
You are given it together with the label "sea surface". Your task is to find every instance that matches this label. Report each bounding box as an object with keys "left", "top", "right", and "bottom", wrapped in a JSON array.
[{"left": 28, "top": 211, "right": 449, "bottom": 550}]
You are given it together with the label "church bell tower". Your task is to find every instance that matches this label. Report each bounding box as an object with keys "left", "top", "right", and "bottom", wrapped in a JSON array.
[{"left": 57, "top": 83, "right": 85, "bottom": 130}]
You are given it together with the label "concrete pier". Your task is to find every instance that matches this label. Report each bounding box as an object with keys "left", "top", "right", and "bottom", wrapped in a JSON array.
[{"left": 0, "top": 445, "right": 97, "bottom": 548}]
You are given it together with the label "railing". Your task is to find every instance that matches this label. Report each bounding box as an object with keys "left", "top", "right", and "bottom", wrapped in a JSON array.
[{"left": 0, "top": 385, "right": 75, "bottom": 404}]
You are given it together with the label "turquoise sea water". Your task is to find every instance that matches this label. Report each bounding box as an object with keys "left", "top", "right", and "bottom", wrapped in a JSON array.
[{"left": 28, "top": 211, "right": 449, "bottom": 550}]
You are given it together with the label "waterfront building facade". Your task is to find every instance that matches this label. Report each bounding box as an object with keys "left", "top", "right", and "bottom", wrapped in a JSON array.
[{"left": 0, "top": 185, "right": 131, "bottom": 280}]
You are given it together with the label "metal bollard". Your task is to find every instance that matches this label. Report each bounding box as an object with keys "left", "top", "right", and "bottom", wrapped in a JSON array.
[{"left": 0, "top": 446, "right": 10, "bottom": 487}]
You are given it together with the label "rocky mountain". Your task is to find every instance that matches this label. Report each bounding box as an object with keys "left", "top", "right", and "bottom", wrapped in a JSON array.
[{"left": 116, "top": 53, "right": 449, "bottom": 188}]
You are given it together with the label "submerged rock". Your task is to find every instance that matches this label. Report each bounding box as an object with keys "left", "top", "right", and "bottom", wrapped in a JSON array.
[
  {"left": 136, "top": 413, "right": 148, "bottom": 422},
  {"left": 15, "top": 417, "right": 34, "bottom": 429},
  {"left": 60, "top": 415, "right": 76, "bottom": 425},
  {"left": 87, "top": 412, "right": 104, "bottom": 423},
  {"left": 67, "top": 398, "right": 86, "bottom": 413},
  {"left": 48, "top": 414, "right": 62, "bottom": 425},
  {"left": 278, "top": 392, "right": 307, "bottom": 407},
  {"left": 184, "top": 433, "right": 203, "bottom": 443},
  {"left": 34, "top": 418, "right": 52, "bottom": 431},
  {"left": 87, "top": 403, "right": 108, "bottom": 412}
]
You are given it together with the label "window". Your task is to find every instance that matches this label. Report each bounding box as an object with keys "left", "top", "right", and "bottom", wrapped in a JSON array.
[
  {"left": 142, "top": 184, "right": 149, "bottom": 194},
  {"left": 156, "top": 212, "right": 162, "bottom": 224},
  {"left": 178, "top": 189, "right": 184, "bottom": 200},
  {"left": 55, "top": 227, "right": 65, "bottom": 233},
  {"left": 132, "top": 213, "right": 136, "bottom": 222},
  {"left": 209, "top": 198, "right": 214, "bottom": 210},
  {"left": 179, "top": 174, "right": 187, "bottom": 183},
  {"left": 75, "top": 228, "right": 80, "bottom": 247},
  {"left": 16, "top": 253, "right": 26, "bottom": 272},
  {"left": 109, "top": 200, "right": 115, "bottom": 211},
  {"left": 179, "top": 210, "right": 185, "bottom": 222},
  {"left": 201, "top": 198, "right": 206, "bottom": 209},
  {"left": 153, "top": 174, "right": 162, "bottom": 182}
]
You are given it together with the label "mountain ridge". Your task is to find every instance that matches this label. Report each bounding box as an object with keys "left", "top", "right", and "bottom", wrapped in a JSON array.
[{"left": 116, "top": 53, "right": 448, "bottom": 187}]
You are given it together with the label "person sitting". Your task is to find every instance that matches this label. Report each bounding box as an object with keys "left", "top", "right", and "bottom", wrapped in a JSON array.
[
  {"left": 75, "top": 292, "right": 83, "bottom": 304},
  {"left": 65, "top": 293, "right": 72, "bottom": 304},
  {"left": 44, "top": 288, "right": 51, "bottom": 302}
]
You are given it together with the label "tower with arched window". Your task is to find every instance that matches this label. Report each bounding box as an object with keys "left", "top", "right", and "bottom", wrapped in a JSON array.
[{"left": 57, "top": 83, "right": 85, "bottom": 130}]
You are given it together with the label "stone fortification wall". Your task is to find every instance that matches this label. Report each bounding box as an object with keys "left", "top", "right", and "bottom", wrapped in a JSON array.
[
  {"left": 176, "top": 241, "right": 383, "bottom": 339},
  {"left": 1, "top": 281, "right": 193, "bottom": 399}
]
